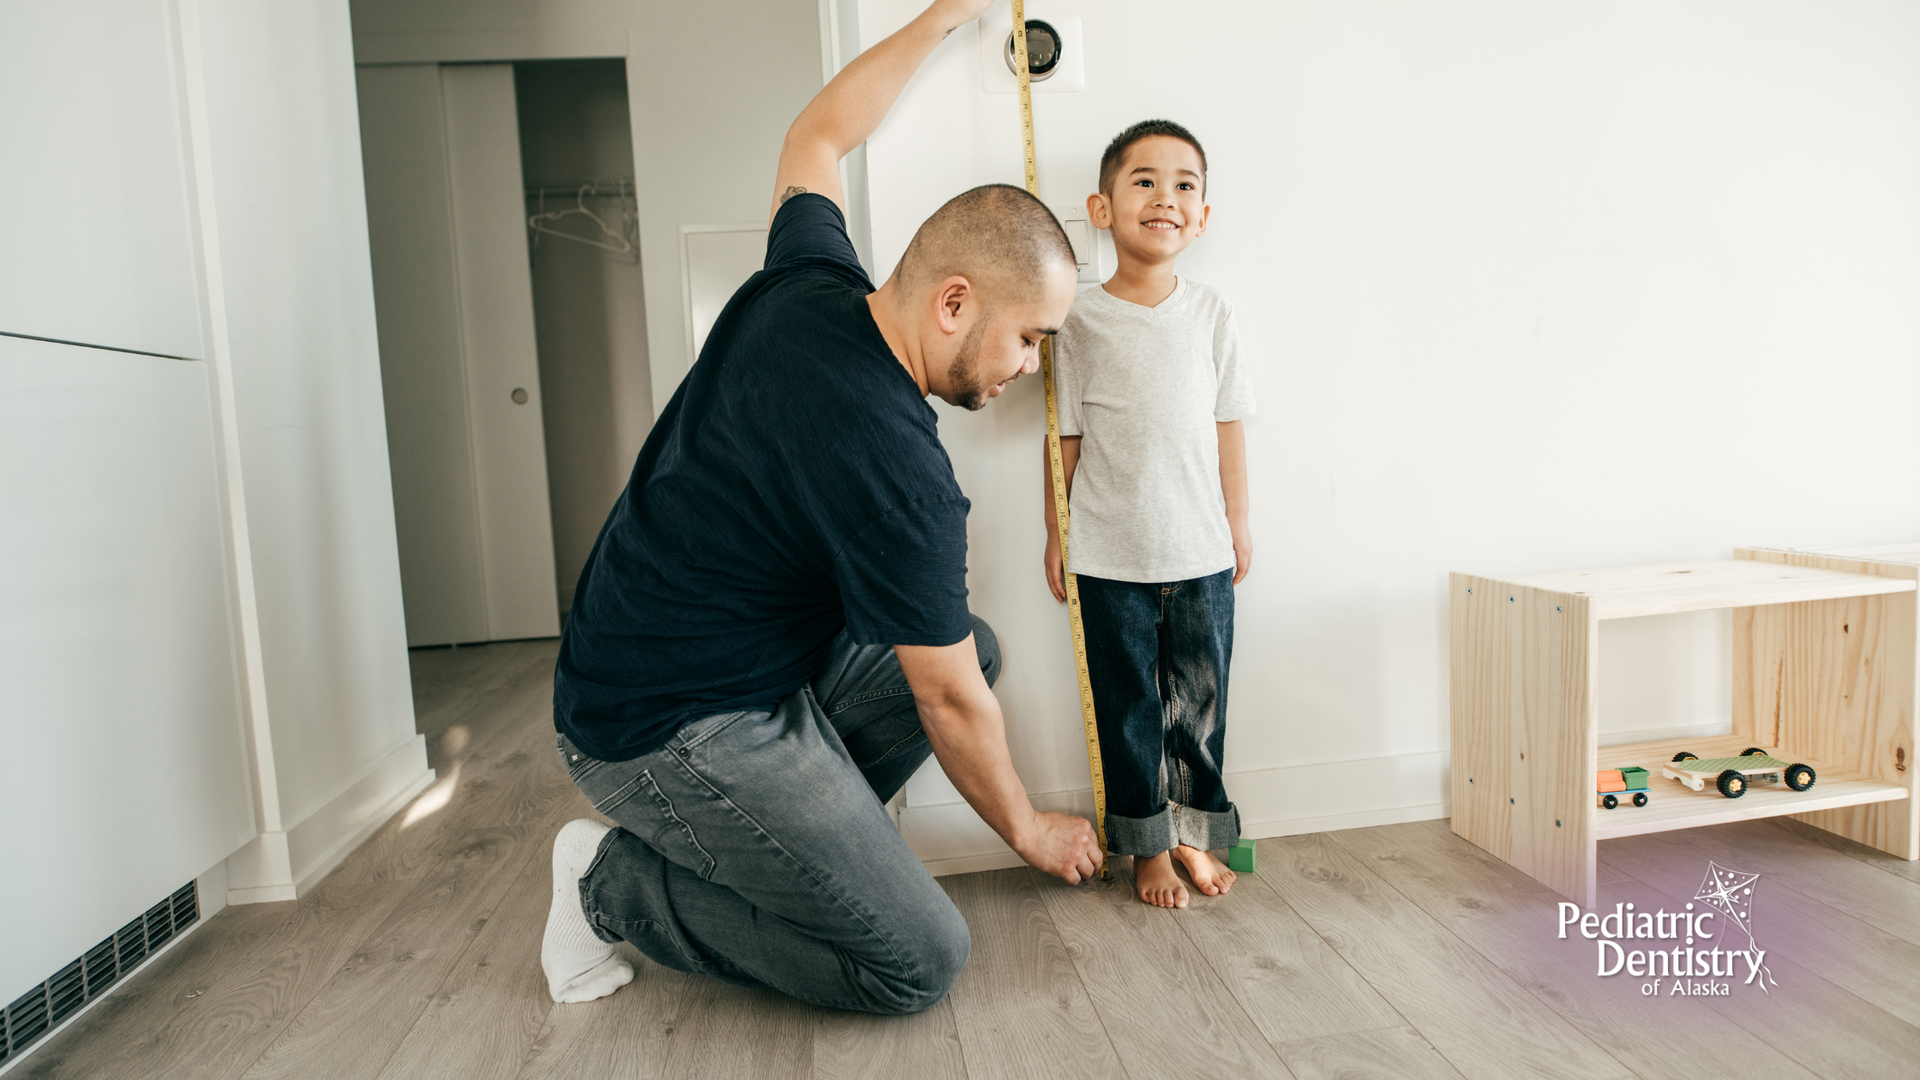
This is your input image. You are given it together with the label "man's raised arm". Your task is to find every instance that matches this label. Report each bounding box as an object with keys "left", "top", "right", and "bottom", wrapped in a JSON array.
[{"left": 770, "top": 0, "right": 994, "bottom": 222}]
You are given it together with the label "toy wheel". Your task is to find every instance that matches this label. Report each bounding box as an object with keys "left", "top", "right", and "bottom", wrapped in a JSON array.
[
  {"left": 1672, "top": 752, "right": 1698, "bottom": 763},
  {"left": 1633, "top": 792, "right": 1648, "bottom": 807},
  {"left": 1602, "top": 793, "right": 1618, "bottom": 809},
  {"left": 1717, "top": 770, "right": 1747, "bottom": 798},
  {"left": 1786, "top": 764, "right": 1816, "bottom": 791},
  {"left": 1741, "top": 746, "right": 1767, "bottom": 756}
]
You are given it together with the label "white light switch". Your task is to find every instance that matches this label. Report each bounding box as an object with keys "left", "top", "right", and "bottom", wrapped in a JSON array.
[{"left": 1053, "top": 208, "right": 1102, "bottom": 283}]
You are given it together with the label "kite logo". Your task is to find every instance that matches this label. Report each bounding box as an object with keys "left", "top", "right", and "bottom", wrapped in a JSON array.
[
  {"left": 1692, "top": 861, "right": 1777, "bottom": 993},
  {"left": 1556, "top": 860, "right": 1779, "bottom": 996}
]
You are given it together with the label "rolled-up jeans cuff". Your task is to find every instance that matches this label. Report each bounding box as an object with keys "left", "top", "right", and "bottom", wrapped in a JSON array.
[
  {"left": 1171, "top": 803, "right": 1239, "bottom": 852},
  {"left": 1105, "top": 803, "right": 1240, "bottom": 855}
]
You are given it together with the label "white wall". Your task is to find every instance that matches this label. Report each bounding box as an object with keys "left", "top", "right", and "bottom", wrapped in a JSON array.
[
  {"left": 194, "top": 0, "right": 425, "bottom": 845},
  {"left": 347, "top": 0, "right": 825, "bottom": 417},
  {"left": 856, "top": 0, "right": 1920, "bottom": 870}
]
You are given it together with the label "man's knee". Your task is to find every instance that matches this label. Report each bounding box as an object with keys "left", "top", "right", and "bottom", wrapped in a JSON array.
[
  {"left": 970, "top": 613, "right": 1001, "bottom": 689},
  {"left": 885, "top": 903, "right": 971, "bottom": 1014}
]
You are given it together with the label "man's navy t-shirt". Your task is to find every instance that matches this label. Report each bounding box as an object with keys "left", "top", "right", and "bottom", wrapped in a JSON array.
[{"left": 554, "top": 194, "right": 972, "bottom": 762}]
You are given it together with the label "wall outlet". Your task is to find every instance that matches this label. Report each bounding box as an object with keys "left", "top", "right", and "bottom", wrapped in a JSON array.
[{"left": 979, "top": 9, "right": 1084, "bottom": 95}]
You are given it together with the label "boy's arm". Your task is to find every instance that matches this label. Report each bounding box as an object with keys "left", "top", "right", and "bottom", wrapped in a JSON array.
[
  {"left": 1042, "top": 435, "right": 1082, "bottom": 601},
  {"left": 1218, "top": 421, "right": 1251, "bottom": 584},
  {"left": 770, "top": 0, "right": 992, "bottom": 222}
]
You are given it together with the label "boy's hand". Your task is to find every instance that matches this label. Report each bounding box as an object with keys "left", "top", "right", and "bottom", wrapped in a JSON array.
[
  {"left": 1044, "top": 536, "right": 1066, "bottom": 602},
  {"left": 1231, "top": 522, "right": 1253, "bottom": 584}
]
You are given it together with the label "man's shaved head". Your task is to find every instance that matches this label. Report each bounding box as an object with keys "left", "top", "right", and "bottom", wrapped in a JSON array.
[{"left": 898, "top": 183, "right": 1077, "bottom": 301}]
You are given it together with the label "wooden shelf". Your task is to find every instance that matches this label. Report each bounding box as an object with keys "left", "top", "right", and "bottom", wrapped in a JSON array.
[
  {"left": 1592, "top": 735, "right": 1907, "bottom": 841},
  {"left": 1450, "top": 545, "right": 1918, "bottom": 908},
  {"left": 1506, "top": 559, "right": 1915, "bottom": 620}
]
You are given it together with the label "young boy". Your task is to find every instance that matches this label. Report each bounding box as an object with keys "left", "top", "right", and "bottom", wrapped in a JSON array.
[{"left": 1042, "top": 120, "right": 1254, "bottom": 909}]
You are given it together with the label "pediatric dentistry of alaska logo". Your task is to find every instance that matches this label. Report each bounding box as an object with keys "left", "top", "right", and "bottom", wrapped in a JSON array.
[{"left": 1556, "top": 862, "right": 1779, "bottom": 996}]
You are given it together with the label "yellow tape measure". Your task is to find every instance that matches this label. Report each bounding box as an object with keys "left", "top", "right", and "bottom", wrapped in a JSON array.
[{"left": 1013, "top": 0, "right": 1110, "bottom": 881}]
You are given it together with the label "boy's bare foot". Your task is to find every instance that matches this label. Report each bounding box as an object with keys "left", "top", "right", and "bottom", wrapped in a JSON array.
[
  {"left": 1171, "top": 844, "right": 1237, "bottom": 897},
  {"left": 1133, "top": 851, "right": 1189, "bottom": 908}
]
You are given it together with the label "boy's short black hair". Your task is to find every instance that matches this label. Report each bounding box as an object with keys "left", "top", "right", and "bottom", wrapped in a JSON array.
[{"left": 1098, "top": 119, "right": 1207, "bottom": 197}]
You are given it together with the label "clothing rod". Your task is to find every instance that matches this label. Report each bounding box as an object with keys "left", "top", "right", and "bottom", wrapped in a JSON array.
[{"left": 525, "top": 179, "right": 635, "bottom": 198}]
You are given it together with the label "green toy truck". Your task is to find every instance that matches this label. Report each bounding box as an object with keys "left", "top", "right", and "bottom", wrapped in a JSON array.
[{"left": 1597, "top": 766, "right": 1650, "bottom": 809}]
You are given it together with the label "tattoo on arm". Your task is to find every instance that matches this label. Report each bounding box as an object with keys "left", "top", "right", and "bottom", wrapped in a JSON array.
[{"left": 780, "top": 186, "right": 808, "bottom": 205}]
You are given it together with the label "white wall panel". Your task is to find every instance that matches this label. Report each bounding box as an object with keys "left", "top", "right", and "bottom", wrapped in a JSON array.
[
  {"left": 0, "top": 0, "right": 207, "bottom": 359},
  {"left": 194, "top": 0, "right": 423, "bottom": 829},
  {"left": 0, "top": 336, "right": 252, "bottom": 994}
]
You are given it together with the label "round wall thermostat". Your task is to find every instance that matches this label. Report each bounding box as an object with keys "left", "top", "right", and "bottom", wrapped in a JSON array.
[{"left": 1004, "top": 20, "right": 1062, "bottom": 82}]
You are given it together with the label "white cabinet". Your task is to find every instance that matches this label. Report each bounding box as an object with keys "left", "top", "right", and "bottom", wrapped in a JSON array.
[
  {"left": 0, "top": 336, "right": 254, "bottom": 995},
  {"left": 358, "top": 63, "right": 559, "bottom": 646},
  {"left": 0, "top": 0, "right": 207, "bottom": 359}
]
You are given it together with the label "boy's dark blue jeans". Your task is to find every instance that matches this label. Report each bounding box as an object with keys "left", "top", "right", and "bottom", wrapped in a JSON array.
[{"left": 1076, "top": 568, "right": 1240, "bottom": 856}]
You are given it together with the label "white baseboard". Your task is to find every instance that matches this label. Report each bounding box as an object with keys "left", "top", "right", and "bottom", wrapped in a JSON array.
[
  {"left": 903, "top": 750, "right": 1451, "bottom": 877},
  {"left": 226, "top": 735, "right": 434, "bottom": 904}
]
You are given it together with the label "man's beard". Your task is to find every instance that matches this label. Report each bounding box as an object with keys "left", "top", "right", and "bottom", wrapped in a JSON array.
[{"left": 945, "top": 318, "right": 995, "bottom": 412}]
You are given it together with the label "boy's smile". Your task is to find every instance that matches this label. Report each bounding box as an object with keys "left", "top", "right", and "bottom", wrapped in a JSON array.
[{"left": 1089, "top": 135, "right": 1210, "bottom": 268}]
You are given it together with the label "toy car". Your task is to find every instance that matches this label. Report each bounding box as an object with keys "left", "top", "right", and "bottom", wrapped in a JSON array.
[
  {"left": 1597, "top": 767, "right": 1650, "bottom": 809},
  {"left": 1662, "top": 747, "right": 1816, "bottom": 799}
]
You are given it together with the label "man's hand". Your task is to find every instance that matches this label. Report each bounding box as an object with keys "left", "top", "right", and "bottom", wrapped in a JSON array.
[
  {"left": 899, "top": 635, "right": 1103, "bottom": 886},
  {"left": 1014, "top": 810, "right": 1103, "bottom": 884},
  {"left": 771, "top": 0, "right": 996, "bottom": 221}
]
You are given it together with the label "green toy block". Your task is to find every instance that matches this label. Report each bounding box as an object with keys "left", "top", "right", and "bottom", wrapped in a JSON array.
[
  {"left": 1227, "top": 839, "right": 1256, "bottom": 873},
  {"left": 1618, "top": 766, "right": 1650, "bottom": 789}
]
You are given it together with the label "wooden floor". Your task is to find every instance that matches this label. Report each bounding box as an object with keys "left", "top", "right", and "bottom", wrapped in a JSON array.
[{"left": 15, "top": 639, "right": 1920, "bottom": 1079}]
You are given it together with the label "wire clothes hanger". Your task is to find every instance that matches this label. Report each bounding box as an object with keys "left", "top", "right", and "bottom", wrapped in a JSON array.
[{"left": 527, "top": 182, "right": 637, "bottom": 259}]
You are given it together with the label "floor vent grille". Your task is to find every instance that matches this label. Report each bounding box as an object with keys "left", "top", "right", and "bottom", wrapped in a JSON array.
[{"left": 2, "top": 881, "right": 198, "bottom": 1065}]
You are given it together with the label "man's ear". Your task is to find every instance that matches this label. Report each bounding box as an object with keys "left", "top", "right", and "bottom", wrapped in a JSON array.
[
  {"left": 1087, "top": 191, "right": 1111, "bottom": 231},
  {"left": 932, "top": 275, "right": 973, "bottom": 335}
]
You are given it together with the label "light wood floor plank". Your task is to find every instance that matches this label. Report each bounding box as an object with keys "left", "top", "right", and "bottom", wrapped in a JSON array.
[
  {"left": 236, "top": 831, "right": 540, "bottom": 1080},
  {"left": 1592, "top": 846, "right": 1920, "bottom": 1080},
  {"left": 1763, "top": 816, "right": 1920, "bottom": 886},
  {"left": 514, "top": 947, "right": 688, "bottom": 1080},
  {"left": 373, "top": 848, "right": 557, "bottom": 1080},
  {"left": 1256, "top": 833, "right": 1631, "bottom": 1080},
  {"left": 1174, "top": 857, "right": 1404, "bottom": 1044},
  {"left": 1038, "top": 861, "right": 1293, "bottom": 1079},
  {"left": 939, "top": 868, "right": 1124, "bottom": 1080},
  {"left": 656, "top": 980, "right": 814, "bottom": 1080},
  {"left": 1349, "top": 824, "right": 1818, "bottom": 1080},
  {"left": 1271, "top": 1025, "right": 1466, "bottom": 1080},
  {"left": 812, "top": 999, "right": 966, "bottom": 1080},
  {"left": 1606, "top": 826, "right": 1920, "bottom": 1028},
  {"left": 1665, "top": 818, "right": 1920, "bottom": 947},
  {"left": 8, "top": 899, "right": 299, "bottom": 1080}
]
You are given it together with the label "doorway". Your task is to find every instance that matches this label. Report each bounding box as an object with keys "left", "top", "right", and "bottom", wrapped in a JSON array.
[{"left": 356, "top": 59, "right": 649, "bottom": 646}]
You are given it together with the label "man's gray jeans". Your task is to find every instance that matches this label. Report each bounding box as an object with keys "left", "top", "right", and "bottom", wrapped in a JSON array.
[{"left": 557, "top": 615, "right": 1001, "bottom": 1015}]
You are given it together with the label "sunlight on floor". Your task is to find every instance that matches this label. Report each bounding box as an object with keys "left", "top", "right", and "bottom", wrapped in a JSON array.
[{"left": 402, "top": 763, "right": 460, "bottom": 828}]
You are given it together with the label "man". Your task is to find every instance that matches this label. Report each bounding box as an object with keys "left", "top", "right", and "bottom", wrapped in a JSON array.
[{"left": 538, "top": 0, "right": 1098, "bottom": 1016}]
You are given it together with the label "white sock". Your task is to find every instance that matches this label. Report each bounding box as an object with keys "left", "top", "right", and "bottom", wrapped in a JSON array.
[{"left": 541, "top": 819, "right": 634, "bottom": 1003}]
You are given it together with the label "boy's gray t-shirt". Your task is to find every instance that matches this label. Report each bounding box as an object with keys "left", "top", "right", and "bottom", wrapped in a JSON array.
[{"left": 1054, "top": 277, "right": 1255, "bottom": 583}]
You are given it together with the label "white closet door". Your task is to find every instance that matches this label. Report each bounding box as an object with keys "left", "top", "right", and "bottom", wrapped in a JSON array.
[
  {"left": 357, "top": 65, "right": 490, "bottom": 646},
  {"left": 439, "top": 64, "right": 560, "bottom": 643},
  {"left": 358, "top": 63, "right": 559, "bottom": 646}
]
